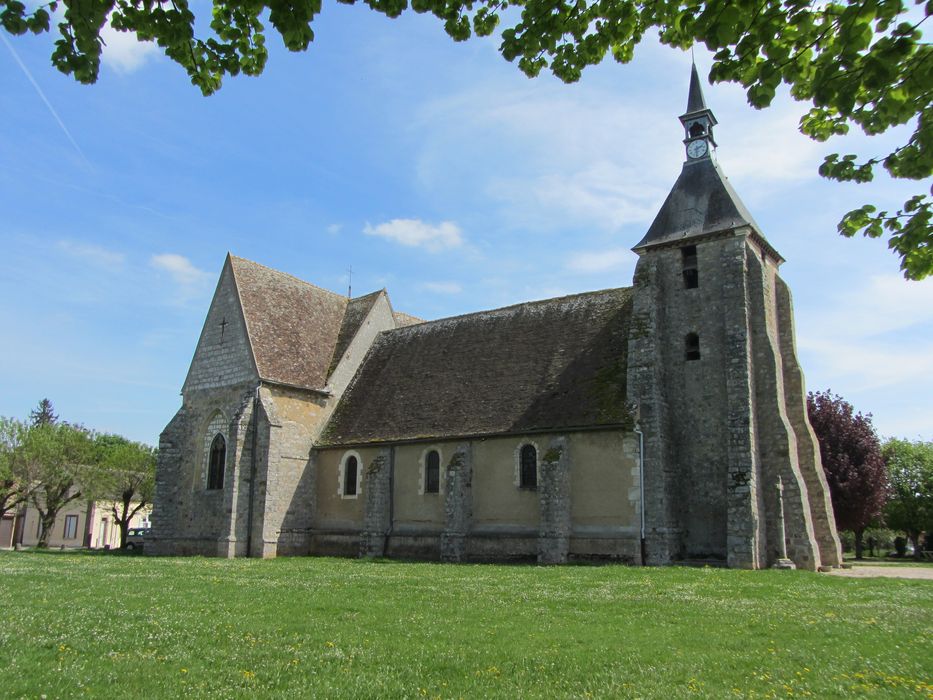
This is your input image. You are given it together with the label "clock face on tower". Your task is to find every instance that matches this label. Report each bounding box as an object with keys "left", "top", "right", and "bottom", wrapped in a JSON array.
[{"left": 687, "top": 139, "right": 709, "bottom": 159}]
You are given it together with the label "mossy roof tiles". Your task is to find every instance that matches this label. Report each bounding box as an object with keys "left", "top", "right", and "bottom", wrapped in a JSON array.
[
  {"left": 230, "top": 256, "right": 349, "bottom": 391},
  {"left": 319, "top": 287, "right": 634, "bottom": 446}
]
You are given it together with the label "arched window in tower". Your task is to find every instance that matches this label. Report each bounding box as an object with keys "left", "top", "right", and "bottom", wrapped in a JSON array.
[
  {"left": 689, "top": 121, "right": 706, "bottom": 138},
  {"left": 682, "top": 245, "right": 698, "bottom": 289},
  {"left": 519, "top": 444, "right": 538, "bottom": 489},
  {"left": 685, "top": 333, "right": 701, "bottom": 361},
  {"left": 424, "top": 450, "right": 440, "bottom": 494},
  {"left": 207, "top": 434, "right": 226, "bottom": 490}
]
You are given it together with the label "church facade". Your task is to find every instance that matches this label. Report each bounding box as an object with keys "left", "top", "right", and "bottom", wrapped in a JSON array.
[{"left": 149, "top": 68, "right": 842, "bottom": 570}]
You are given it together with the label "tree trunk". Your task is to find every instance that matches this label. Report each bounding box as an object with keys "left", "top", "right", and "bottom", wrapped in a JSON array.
[
  {"left": 118, "top": 519, "right": 129, "bottom": 549},
  {"left": 37, "top": 512, "right": 56, "bottom": 548},
  {"left": 854, "top": 529, "right": 865, "bottom": 560}
]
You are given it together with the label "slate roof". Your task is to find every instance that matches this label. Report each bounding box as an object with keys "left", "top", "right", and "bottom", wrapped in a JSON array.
[
  {"left": 319, "top": 287, "right": 634, "bottom": 446},
  {"left": 685, "top": 62, "right": 708, "bottom": 114},
  {"left": 230, "top": 256, "right": 349, "bottom": 391},
  {"left": 632, "top": 157, "right": 762, "bottom": 250}
]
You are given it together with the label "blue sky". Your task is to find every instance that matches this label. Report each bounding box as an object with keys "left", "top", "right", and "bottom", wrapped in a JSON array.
[{"left": 1, "top": 6, "right": 931, "bottom": 446}]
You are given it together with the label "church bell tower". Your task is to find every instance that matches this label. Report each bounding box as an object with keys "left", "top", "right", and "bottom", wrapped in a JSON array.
[{"left": 626, "top": 64, "right": 842, "bottom": 570}]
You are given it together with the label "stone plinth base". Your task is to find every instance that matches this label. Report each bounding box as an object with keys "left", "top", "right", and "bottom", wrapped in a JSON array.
[{"left": 772, "top": 558, "right": 797, "bottom": 570}]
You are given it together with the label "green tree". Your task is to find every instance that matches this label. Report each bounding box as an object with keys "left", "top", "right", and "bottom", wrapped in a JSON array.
[
  {"left": 0, "top": 417, "right": 31, "bottom": 522},
  {"left": 29, "top": 398, "right": 58, "bottom": 427},
  {"left": 93, "top": 434, "right": 157, "bottom": 549},
  {"left": 882, "top": 438, "right": 933, "bottom": 556},
  {"left": 1, "top": 0, "right": 930, "bottom": 278},
  {"left": 21, "top": 422, "right": 96, "bottom": 547}
]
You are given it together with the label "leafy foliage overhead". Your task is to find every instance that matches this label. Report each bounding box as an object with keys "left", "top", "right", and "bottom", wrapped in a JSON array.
[{"left": 1, "top": 0, "right": 930, "bottom": 277}]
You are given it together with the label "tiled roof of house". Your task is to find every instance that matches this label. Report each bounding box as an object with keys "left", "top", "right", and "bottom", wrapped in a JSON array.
[
  {"left": 230, "top": 256, "right": 349, "bottom": 391},
  {"left": 392, "top": 311, "right": 424, "bottom": 327},
  {"left": 319, "top": 287, "right": 634, "bottom": 446}
]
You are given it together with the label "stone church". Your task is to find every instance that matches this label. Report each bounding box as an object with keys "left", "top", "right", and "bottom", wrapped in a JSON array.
[{"left": 149, "top": 67, "right": 842, "bottom": 570}]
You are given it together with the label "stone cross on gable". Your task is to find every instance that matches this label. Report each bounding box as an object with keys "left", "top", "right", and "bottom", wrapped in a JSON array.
[{"left": 219, "top": 316, "right": 228, "bottom": 343}]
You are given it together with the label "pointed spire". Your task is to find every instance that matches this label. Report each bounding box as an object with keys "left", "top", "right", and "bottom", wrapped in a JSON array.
[{"left": 686, "top": 60, "right": 707, "bottom": 114}]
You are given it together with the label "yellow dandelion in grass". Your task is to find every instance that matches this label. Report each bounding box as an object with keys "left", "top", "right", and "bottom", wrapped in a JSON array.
[
  {"left": 326, "top": 641, "right": 335, "bottom": 648},
  {"left": 242, "top": 670, "right": 255, "bottom": 680},
  {"left": 180, "top": 668, "right": 188, "bottom": 674}
]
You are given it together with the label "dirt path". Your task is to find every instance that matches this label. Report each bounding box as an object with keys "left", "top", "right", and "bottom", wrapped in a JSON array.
[{"left": 827, "top": 565, "right": 933, "bottom": 580}]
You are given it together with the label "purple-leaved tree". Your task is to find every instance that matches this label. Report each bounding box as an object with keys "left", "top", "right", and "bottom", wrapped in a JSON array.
[{"left": 807, "top": 390, "right": 888, "bottom": 560}]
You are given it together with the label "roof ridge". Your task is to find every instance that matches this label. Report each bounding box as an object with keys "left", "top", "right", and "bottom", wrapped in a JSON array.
[
  {"left": 229, "top": 254, "right": 348, "bottom": 302},
  {"left": 381, "top": 286, "right": 631, "bottom": 335},
  {"left": 349, "top": 289, "right": 385, "bottom": 303}
]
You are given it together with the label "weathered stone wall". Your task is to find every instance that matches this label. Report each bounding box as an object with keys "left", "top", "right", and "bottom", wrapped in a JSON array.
[
  {"left": 251, "top": 386, "right": 324, "bottom": 557},
  {"left": 441, "top": 443, "right": 473, "bottom": 562},
  {"left": 628, "top": 229, "right": 837, "bottom": 570},
  {"left": 360, "top": 448, "right": 393, "bottom": 557},
  {"left": 629, "top": 236, "right": 740, "bottom": 563},
  {"left": 627, "top": 257, "right": 682, "bottom": 564},
  {"left": 149, "top": 383, "right": 256, "bottom": 557},
  {"left": 311, "top": 430, "right": 638, "bottom": 562},
  {"left": 182, "top": 262, "right": 256, "bottom": 393},
  {"left": 745, "top": 244, "right": 820, "bottom": 570},
  {"left": 538, "top": 437, "right": 570, "bottom": 563},
  {"left": 774, "top": 276, "right": 842, "bottom": 567}
]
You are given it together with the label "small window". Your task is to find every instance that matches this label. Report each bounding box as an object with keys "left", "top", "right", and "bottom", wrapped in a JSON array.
[
  {"left": 519, "top": 444, "right": 538, "bottom": 489},
  {"left": 689, "top": 121, "right": 706, "bottom": 138},
  {"left": 63, "top": 514, "right": 78, "bottom": 540},
  {"left": 343, "top": 455, "right": 359, "bottom": 497},
  {"left": 424, "top": 450, "right": 440, "bottom": 494},
  {"left": 685, "top": 333, "right": 701, "bottom": 361},
  {"left": 682, "top": 245, "right": 698, "bottom": 289},
  {"left": 207, "top": 434, "right": 226, "bottom": 490}
]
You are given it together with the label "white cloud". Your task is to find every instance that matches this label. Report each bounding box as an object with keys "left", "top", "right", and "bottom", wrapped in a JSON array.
[
  {"left": 150, "top": 253, "right": 211, "bottom": 289},
  {"left": 798, "top": 274, "right": 933, "bottom": 393},
  {"left": 717, "top": 107, "right": 823, "bottom": 184},
  {"left": 800, "top": 337, "right": 933, "bottom": 392},
  {"left": 489, "top": 162, "right": 666, "bottom": 232},
  {"left": 57, "top": 240, "right": 125, "bottom": 268},
  {"left": 100, "top": 20, "right": 158, "bottom": 73},
  {"left": 802, "top": 274, "right": 933, "bottom": 340},
  {"left": 421, "top": 281, "right": 462, "bottom": 294},
  {"left": 413, "top": 82, "right": 680, "bottom": 234},
  {"left": 566, "top": 247, "right": 637, "bottom": 274},
  {"left": 363, "top": 219, "right": 463, "bottom": 251}
]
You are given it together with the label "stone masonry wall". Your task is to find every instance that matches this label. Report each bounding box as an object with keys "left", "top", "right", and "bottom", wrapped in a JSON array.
[
  {"left": 746, "top": 245, "right": 820, "bottom": 570},
  {"left": 183, "top": 261, "right": 256, "bottom": 393},
  {"left": 627, "top": 256, "right": 683, "bottom": 564},
  {"left": 360, "top": 448, "right": 393, "bottom": 557},
  {"left": 441, "top": 443, "right": 473, "bottom": 562},
  {"left": 149, "top": 382, "right": 257, "bottom": 557},
  {"left": 537, "top": 437, "right": 571, "bottom": 564},
  {"left": 255, "top": 386, "right": 323, "bottom": 557},
  {"left": 774, "top": 276, "right": 843, "bottom": 567}
]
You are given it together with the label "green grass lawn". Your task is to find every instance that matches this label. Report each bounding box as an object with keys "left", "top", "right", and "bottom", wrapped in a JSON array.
[{"left": 1, "top": 552, "right": 930, "bottom": 698}]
